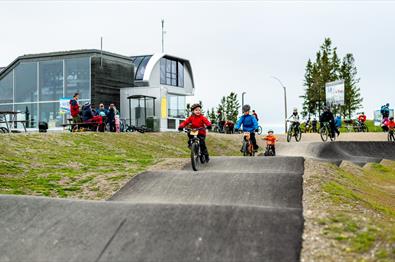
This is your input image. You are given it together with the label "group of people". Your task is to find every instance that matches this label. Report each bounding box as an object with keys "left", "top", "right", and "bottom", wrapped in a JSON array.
[{"left": 69, "top": 93, "right": 120, "bottom": 132}]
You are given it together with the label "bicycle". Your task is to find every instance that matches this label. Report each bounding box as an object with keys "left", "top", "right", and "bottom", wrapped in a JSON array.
[
  {"left": 184, "top": 127, "right": 207, "bottom": 171},
  {"left": 241, "top": 131, "right": 255, "bottom": 156},
  {"left": 257, "top": 125, "right": 263, "bottom": 135},
  {"left": 320, "top": 122, "right": 336, "bottom": 142},
  {"left": 388, "top": 129, "right": 395, "bottom": 142},
  {"left": 264, "top": 144, "right": 275, "bottom": 156},
  {"left": 353, "top": 120, "right": 368, "bottom": 132},
  {"left": 286, "top": 120, "right": 302, "bottom": 142}
]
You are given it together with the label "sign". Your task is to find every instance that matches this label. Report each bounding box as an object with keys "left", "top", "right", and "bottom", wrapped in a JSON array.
[
  {"left": 325, "top": 80, "right": 345, "bottom": 106},
  {"left": 373, "top": 109, "right": 394, "bottom": 126},
  {"left": 59, "top": 98, "right": 71, "bottom": 114}
]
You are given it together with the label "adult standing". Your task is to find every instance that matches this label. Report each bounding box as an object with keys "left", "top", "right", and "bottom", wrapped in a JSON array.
[
  {"left": 107, "top": 103, "right": 117, "bottom": 132},
  {"left": 69, "top": 93, "right": 80, "bottom": 123},
  {"left": 252, "top": 110, "right": 259, "bottom": 121}
]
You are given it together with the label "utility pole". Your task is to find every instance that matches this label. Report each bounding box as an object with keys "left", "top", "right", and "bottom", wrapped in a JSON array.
[
  {"left": 161, "top": 19, "right": 166, "bottom": 53},
  {"left": 100, "top": 36, "right": 103, "bottom": 68},
  {"left": 271, "top": 76, "right": 288, "bottom": 133},
  {"left": 241, "top": 92, "right": 246, "bottom": 113}
]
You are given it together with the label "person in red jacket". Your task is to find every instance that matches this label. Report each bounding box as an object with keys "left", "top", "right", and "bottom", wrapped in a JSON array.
[
  {"left": 69, "top": 93, "right": 81, "bottom": 123},
  {"left": 358, "top": 112, "right": 367, "bottom": 123},
  {"left": 178, "top": 103, "right": 212, "bottom": 161}
]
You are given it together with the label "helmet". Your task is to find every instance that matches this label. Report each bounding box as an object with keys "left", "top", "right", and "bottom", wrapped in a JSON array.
[
  {"left": 390, "top": 117, "right": 394, "bottom": 121},
  {"left": 293, "top": 107, "right": 298, "bottom": 112},
  {"left": 242, "top": 104, "right": 251, "bottom": 113},
  {"left": 190, "top": 103, "right": 201, "bottom": 111},
  {"left": 324, "top": 106, "right": 330, "bottom": 112},
  {"left": 268, "top": 129, "right": 274, "bottom": 133},
  {"left": 361, "top": 112, "right": 365, "bottom": 114},
  {"left": 386, "top": 103, "right": 390, "bottom": 107}
]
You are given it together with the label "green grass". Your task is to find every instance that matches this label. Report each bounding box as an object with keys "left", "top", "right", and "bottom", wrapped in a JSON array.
[
  {"left": 319, "top": 161, "right": 395, "bottom": 260},
  {"left": 0, "top": 132, "right": 241, "bottom": 200}
]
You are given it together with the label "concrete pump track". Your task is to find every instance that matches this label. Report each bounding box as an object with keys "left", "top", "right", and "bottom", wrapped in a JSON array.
[{"left": 0, "top": 141, "right": 394, "bottom": 262}]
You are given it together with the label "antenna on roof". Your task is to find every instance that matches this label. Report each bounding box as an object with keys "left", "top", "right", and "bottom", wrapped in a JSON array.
[
  {"left": 161, "top": 19, "right": 166, "bottom": 53},
  {"left": 100, "top": 36, "right": 103, "bottom": 68}
]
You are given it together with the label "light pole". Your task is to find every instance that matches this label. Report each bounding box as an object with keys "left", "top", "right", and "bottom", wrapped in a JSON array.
[
  {"left": 271, "top": 76, "right": 288, "bottom": 133},
  {"left": 241, "top": 92, "right": 246, "bottom": 113}
]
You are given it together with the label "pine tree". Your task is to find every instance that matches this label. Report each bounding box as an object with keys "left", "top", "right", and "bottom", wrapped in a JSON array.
[
  {"left": 225, "top": 92, "right": 240, "bottom": 122},
  {"left": 208, "top": 107, "right": 216, "bottom": 124}
]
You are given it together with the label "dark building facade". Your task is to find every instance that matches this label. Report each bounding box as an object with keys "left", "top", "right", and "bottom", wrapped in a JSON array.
[{"left": 0, "top": 50, "right": 134, "bottom": 128}]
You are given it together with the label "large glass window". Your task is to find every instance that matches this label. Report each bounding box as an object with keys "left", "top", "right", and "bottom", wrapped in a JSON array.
[
  {"left": 65, "top": 57, "right": 90, "bottom": 99},
  {"left": 15, "top": 103, "right": 38, "bottom": 128},
  {"left": 160, "top": 58, "right": 184, "bottom": 87},
  {"left": 14, "top": 63, "right": 38, "bottom": 103},
  {"left": 39, "top": 60, "right": 63, "bottom": 101},
  {"left": 0, "top": 73, "right": 13, "bottom": 104},
  {"left": 167, "top": 95, "right": 186, "bottom": 118},
  {"left": 39, "top": 102, "right": 61, "bottom": 128},
  {"left": 135, "top": 56, "right": 151, "bottom": 80}
]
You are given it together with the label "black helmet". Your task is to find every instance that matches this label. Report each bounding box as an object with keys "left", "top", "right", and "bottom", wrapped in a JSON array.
[
  {"left": 190, "top": 103, "right": 201, "bottom": 111},
  {"left": 242, "top": 104, "right": 251, "bottom": 113},
  {"left": 324, "top": 106, "right": 330, "bottom": 112}
]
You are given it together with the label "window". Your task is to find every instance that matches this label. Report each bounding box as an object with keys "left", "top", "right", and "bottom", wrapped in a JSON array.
[
  {"left": 39, "top": 102, "right": 61, "bottom": 128},
  {"left": 65, "top": 57, "right": 90, "bottom": 99},
  {"left": 15, "top": 103, "right": 38, "bottom": 128},
  {"left": 0, "top": 73, "right": 13, "bottom": 104},
  {"left": 39, "top": 60, "right": 63, "bottom": 101},
  {"left": 135, "top": 56, "right": 151, "bottom": 80},
  {"left": 14, "top": 63, "right": 37, "bottom": 103},
  {"left": 160, "top": 58, "right": 184, "bottom": 87},
  {"left": 167, "top": 95, "right": 186, "bottom": 118},
  {"left": 167, "top": 119, "right": 176, "bottom": 129}
]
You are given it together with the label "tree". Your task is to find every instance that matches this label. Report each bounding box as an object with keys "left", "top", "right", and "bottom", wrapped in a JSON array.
[
  {"left": 208, "top": 107, "right": 216, "bottom": 124},
  {"left": 225, "top": 92, "right": 240, "bottom": 122},
  {"left": 339, "top": 54, "right": 362, "bottom": 118},
  {"left": 301, "top": 38, "right": 361, "bottom": 118}
]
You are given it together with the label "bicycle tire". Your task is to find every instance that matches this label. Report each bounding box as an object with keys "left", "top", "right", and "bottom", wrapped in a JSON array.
[
  {"left": 295, "top": 127, "right": 302, "bottom": 142},
  {"left": 388, "top": 132, "right": 395, "bottom": 142},
  {"left": 363, "top": 125, "right": 368, "bottom": 132},
  {"left": 242, "top": 140, "right": 248, "bottom": 156},
  {"left": 286, "top": 129, "right": 292, "bottom": 142},
  {"left": 320, "top": 127, "right": 328, "bottom": 142},
  {"left": 191, "top": 142, "right": 200, "bottom": 171}
]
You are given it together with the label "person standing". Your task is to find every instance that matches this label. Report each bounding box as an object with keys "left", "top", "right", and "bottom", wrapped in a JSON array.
[
  {"left": 252, "top": 110, "right": 259, "bottom": 121},
  {"left": 335, "top": 114, "right": 342, "bottom": 129},
  {"left": 107, "top": 104, "right": 117, "bottom": 132},
  {"left": 69, "top": 93, "right": 80, "bottom": 123}
]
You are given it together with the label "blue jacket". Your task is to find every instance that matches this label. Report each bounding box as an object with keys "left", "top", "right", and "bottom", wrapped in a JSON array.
[
  {"left": 335, "top": 116, "right": 342, "bottom": 127},
  {"left": 235, "top": 114, "right": 258, "bottom": 132}
]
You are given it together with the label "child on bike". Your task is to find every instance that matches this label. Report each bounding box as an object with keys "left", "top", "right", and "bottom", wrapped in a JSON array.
[
  {"left": 235, "top": 104, "right": 259, "bottom": 152},
  {"left": 178, "top": 103, "right": 212, "bottom": 161},
  {"left": 263, "top": 130, "right": 278, "bottom": 156},
  {"left": 388, "top": 117, "right": 395, "bottom": 131},
  {"left": 320, "top": 106, "right": 339, "bottom": 137}
]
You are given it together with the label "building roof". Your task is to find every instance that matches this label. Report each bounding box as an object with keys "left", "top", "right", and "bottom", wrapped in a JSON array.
[{"left": 0, "top": 49, "right": 133, "bottom": 80}]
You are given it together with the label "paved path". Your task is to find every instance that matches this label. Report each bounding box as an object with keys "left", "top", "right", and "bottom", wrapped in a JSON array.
[{"left": 0, "top": 157, "right": 305, "bottom": 262}]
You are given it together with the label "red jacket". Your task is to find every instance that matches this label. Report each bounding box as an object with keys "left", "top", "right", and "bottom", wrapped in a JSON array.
[
  {"left": 179, "top": 114, "right": 212, "bottom": 136},
  {"left": 358, "top": 115, "right": 366, "bottom": 123},
  {"left": 70, "top": 99, "right": 80, "bottom": 117}
]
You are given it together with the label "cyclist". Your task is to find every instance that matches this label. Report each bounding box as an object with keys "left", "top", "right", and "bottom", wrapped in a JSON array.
[
  {"left": 288, "top": 108, "right": 301, "bottom": 131},
  {"left": 235, "top": 104, "right": 259, "bottom": 152},
  {"left": 312, "top": 118, "right": 318, "bottom": 133},
  {"left": 263, "top": 130, "right": 278, "bottom": 156},
  {"left": 381, "top": 103, "right": 390, "bottom": 119},
  {"left": 358, "top": 112, "right": 367, "bottom": 124},
  {"left": 388, "top": 117, "right": 395, "bottom": 130},
  {"left": 178, "top": 103, "right": 212, "bottom": 162},
  {"left": 320, "top": 106, "right": 339, "bottom": 137}
]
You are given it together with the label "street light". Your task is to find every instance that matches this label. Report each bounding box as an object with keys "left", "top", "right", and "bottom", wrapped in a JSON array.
[
  {"left": 241, "top": 92, "right": 246, "bottom": 113},
  {"left": 271, "top": 76, "right": 288, "bottom": 133}
]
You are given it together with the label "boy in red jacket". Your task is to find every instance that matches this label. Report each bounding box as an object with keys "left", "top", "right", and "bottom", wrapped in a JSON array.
[{"left": 178, "top": 103, "right": 212, "bottom": 161}]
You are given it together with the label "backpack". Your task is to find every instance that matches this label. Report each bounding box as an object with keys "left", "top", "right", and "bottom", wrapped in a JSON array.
[
  {"left": 381, "top": 105, "right": 389, "bottom": 116},
  {"left": 241, "top": 115, "right": 254, "bottom": 128}
]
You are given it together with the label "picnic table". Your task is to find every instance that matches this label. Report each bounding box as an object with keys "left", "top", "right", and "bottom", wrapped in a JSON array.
[
  {"left": 62, "top": 118, "right": 104, "bottom": 132},
  {"left": 0, "top": 111, "right": 27, "bottom": 133}
]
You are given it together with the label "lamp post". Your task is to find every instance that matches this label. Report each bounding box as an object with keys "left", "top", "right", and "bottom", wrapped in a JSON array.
[
  {"left": 271, "top": 76, "right": 288, "bottom": 133},
  {"left": 241, "top": 92, "right": 246, "bottom": 113}
]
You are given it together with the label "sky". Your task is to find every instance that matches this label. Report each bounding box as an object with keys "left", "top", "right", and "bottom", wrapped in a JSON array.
[{"left": 1, "top": 0, "right": 394, "bottom": 128}]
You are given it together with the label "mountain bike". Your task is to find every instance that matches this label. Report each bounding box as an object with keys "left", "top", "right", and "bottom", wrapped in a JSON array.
[
  {"left": 184, "top": 127, "right": 207, "bottom": 171},
  {"left": 264, "top": 144, "right": 275, "bottom": 156},
  {"left": 320, "top": 122, "right": 336, "bottom": 142},
  {"left": 241, "top": 131, "right": 255, "bottom": 156},
  {"left": 287, "top": 121, "right": 302, "bottom": 142},
  {"left": 388, "top": 129, "right": 395, "bottom": 142},
  {"left": 354, "top": 120, "right": 368, "bottom": 132}
]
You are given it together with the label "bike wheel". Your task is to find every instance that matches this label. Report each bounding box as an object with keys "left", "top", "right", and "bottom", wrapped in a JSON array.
[
  {"left": 388, "top": 132, "right": 395, "bottom": 142},
  {"left": 242, "top": 140, "right": 248, "bottom": 156},
  {"left": 257, "top": 126, "right": 263, "bottom": 135},
  {"left": 249, "top": 143, "right": 255, "bottom": 156},
  {"left": 320, "top": 127, "right": 328, "bottom": 142},
  {"left": 363, "top": 125, "right": 368, "bottom": 132},
  {"left": 286, "top": 130, "right": 292, "bottom": 142},
  {"left": 329, "top": 129, "right": 336, "bottom": 141},
  {"left": 191, "top": 142, "right": 200, "bottom": 171},
  {"left": 295, "top": 128, "right": 302, "bottom": 142}
]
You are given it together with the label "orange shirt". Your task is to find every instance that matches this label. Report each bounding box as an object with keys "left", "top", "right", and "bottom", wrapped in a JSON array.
[
  {"left": 388, "top": 120, "right": 395, "bottom": 129},
  {"left": 263, "top": 135, "right": 277, "bottom": 145}
]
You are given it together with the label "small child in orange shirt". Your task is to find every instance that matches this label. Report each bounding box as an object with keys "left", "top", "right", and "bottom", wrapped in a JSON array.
[
  {"left": 263, "top": 130, "right": 278, "bottom": 156},
  {"left": 388, "top": 117, "right": 395, "bottom": 130}
]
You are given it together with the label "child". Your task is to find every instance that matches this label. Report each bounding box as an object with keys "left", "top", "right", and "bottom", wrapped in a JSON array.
[
  {"left": 235, "top": 104, "right": 259, "bottom": 151},
  {"left": 388, "top": 117, "right": 395, "bottom": 131},
  {"left": 263, "top": 130, "right": 278, "bottom": 156},
  {"left": 178, "top": 103, "right": 212, "bottom": 161}
]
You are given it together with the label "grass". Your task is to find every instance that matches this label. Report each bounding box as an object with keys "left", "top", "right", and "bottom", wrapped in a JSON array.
[
  {"left": 0, "top": 132, "right": 242, "bottom": 200},
  {"left": 319, "top": 161, "right": 395, "bottom": 261}
]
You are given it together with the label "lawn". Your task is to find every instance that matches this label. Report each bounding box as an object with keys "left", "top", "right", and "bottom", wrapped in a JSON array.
[{"left": 0, "top": 132, "right": 241, "bottom": 200}]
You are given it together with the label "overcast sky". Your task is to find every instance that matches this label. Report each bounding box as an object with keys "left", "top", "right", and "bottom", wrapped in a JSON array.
[{"left": 1, "top": 0, "right": 394, "bottom": 126}]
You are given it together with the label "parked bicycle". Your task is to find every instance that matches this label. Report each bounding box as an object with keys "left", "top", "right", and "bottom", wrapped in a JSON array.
[
  {"left": 184, "top": 127, "right": 207, "bottom": 171},
  {"left": 353, "top": 120, "right": 369, "bottom": 132},
  {"left": 286, "top": 120, "right": 302, "bottom": 142},
  {"left": 320, "top": 122, "right": 336, "bottom": 142}
]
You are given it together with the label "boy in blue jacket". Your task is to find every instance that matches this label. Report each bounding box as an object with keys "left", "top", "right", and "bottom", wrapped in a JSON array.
[{"left": 235, "top": 104, "right": 259, "bottom": 151}]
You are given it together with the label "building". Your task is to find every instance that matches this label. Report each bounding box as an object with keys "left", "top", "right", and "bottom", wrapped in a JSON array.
[
  {"left": 0, "top": 50, "right": 195, "bottom": 131},
  {"left": 121, "top": 54, "right": 194, "bottom": 131}
]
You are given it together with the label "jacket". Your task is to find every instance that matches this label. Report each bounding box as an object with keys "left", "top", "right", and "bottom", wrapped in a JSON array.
[
  {"left": 70, "top": 99, "right": 80, "bottom": 117},
  {"left": 263, "top": 135, "right": 277, "bottom": 145},
  {"left": 82, "top": 105, "right": 94, "bottom": 122},
  {"left": 178, "top": 114, "right": 212, "bottom": 136},
  {"left": 320, "top": 111, "right": 334, "bottom": 123},
  {"left": 235, "top": 114, "right": 258, "bottom": 132}
]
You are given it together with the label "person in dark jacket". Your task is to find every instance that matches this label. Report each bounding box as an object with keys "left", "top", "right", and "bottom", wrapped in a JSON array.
[
  {"left": 81, "top": 102, "right": 94, "bottom": 122},
  {"left": 107, "top": 103, "right": 117, "bottom": 132},
  {"left": 320, "top": 106, "right": 339, "bottom": 137}
]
